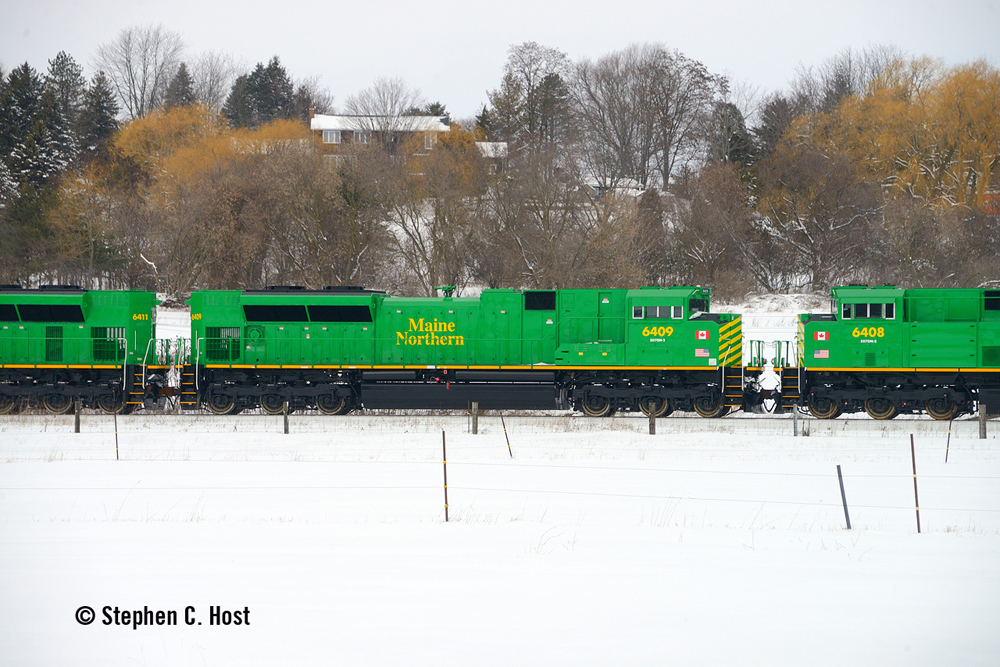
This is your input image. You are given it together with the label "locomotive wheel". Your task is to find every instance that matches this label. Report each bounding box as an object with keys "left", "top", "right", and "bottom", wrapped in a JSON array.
[
  {"left": 864, "top": 398, "right": 898, "bottom": 421},
  {"left": 925, "top": 398, "right": 958, "bottom": 421},
  {"left": 205, "top": 393, "right": 237, "bottom": 415},
  {"left": 316, "top": 394, "right": 346, "bottom": 415},
  {"left": 260, "top": 394, "right": 287, "bottom": 415},
  {"left": 0, "top": 394, "right": 21, "bottom": 415},
  {"left": 96, "top": 394, "right": 127, "bottom": 414},
  {"left": 581, "top": 395, "right": 612, "bottom": 417},
  {"left": 807, "top": 396, "right": 841, "bottom": 419},
  {"left": 638, "top": 396, "right": 670, "bottom": 418},
  {"left": 42, "top": 393, "right": 74, "bottom": 415},
  {"left": 693, "top": 395, "right": 728, "bottom": 418}
]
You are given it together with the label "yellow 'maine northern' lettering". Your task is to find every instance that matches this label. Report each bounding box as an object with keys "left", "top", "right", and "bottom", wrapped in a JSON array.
[{"left": 396, "top": 319, "right": 464, "bottom": 345}]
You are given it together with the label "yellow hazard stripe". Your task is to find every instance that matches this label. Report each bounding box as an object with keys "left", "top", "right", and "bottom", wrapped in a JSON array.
[{"left": 719, "top": 316, "right": 742, "bottom": 334}]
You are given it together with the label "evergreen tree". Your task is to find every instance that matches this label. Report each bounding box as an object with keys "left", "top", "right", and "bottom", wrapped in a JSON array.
[
  {"left": 0, "top": 63, "right": 74, "bottom": 183},
  {"left": 222, "top": 74, "right": 252, "bottom": 127},
  {"left": 7, "top": 87, "right": 76, "bottom": 187},
  {"left": 45, "top": 51, "right": 86, "bottom": 129},
  {"left": 164, "top": 63, "right": 195, "bottom": 108},
  {"left": 474, "top": 105, "right": 495, "bottom": 140},
  {"left": 223, "top": 57, "right": 294, "bottom": 128},
  {"left": 77, "top": 71, "right": 121, "bottom": 158},
  {"left": 0, "top": 63, "right": 47, "bottom": 162},
  {"left": 707, "top": 102, "right": 755, "bottom": 169}
]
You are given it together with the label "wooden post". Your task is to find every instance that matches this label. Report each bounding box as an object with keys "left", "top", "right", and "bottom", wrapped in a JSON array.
[
  {"left": 649, "top": 411, "right": 656, "bottom": 435},
  {"left": 114, "top": 411, "right": 119, "bottom": 461},
  {"left": 283, "top": 402, "right": 289, "bottom": 435},
  {"left": 74, "top": 399, "right": 81, "bottom": 434},
  {"left": 911, "top": 435, "right": 920, "bottom": 534},
  {"left": 442, "top": 430, "right": 449, "bottom": 522},
  {"left": 837, "top": 465, "right": 851, "bottom": 530},
  {"left": 793, "top": 405, "right": 798, "bottom": 437},
  {"left": 471, "top": 401, "right": 478, "bottom": 435},
  {"left": 945, "top": 419, "right": 953, "bottom": 463},
  {"left": 981, "top": 407, "right": 987, "bottom": 440},
  {"left": 500, "top": 413, "right": 512, "bottom": 458}
]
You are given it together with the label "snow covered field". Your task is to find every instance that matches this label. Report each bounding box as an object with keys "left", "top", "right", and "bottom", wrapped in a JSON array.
[{"left": 1, "top": 415, "right": 999, "bottom": 666}]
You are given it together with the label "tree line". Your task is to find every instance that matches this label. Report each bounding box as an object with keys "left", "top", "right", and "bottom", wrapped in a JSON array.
[{"left": 1, "top": 26, "right": 998, "bottom": 299}]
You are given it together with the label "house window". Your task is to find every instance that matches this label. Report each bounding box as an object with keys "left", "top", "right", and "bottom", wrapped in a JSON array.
[
  {"left": 322, "top": 130, "right": 341, "bottom": 144},
  {"left": 354, "top": 131, "right": 368, "bottom": 144},
  {"left": 424, "top": 132, "right": 436, "bottom": 151}
]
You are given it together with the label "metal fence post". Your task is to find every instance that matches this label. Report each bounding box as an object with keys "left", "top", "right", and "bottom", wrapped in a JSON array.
[{"left": 471, "top": 401, "right": 478, "bottom": 435}]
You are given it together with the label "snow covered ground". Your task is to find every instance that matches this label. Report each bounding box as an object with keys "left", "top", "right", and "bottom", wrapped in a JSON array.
[{"left": 1, "top": 415, "right": 998, "bottom": 666}]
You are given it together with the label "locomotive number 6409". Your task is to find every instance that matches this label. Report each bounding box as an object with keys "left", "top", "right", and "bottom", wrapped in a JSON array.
[{"left": 642, "top": 326, "right": 674, "bottom": 337}]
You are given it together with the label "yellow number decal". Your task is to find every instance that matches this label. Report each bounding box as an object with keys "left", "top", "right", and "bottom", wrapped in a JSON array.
[
  {"left": 191, "top": 313, "right": 202, "bottom": 321},
  {"left": 132, "top": 313, "right": 149, "bottom": 321},
  {"left": 642, "top": 326, "right": 673, "bottom": 338},
  {"left": 854, "top": 326, "right": 886, "bottom": 338}
]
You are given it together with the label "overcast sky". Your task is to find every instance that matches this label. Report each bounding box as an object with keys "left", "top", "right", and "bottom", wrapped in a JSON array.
[{"left": 1, "top": 0, "right": 997, "bottom": 119}]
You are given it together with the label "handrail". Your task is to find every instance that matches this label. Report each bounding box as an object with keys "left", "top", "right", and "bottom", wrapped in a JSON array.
[{"left": 195, "top": 337, "right": 203, "bottom": 390}]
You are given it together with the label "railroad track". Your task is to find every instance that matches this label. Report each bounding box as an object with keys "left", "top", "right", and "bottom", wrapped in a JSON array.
[{"left": 1, "top": 411, "right": 995, "bottom": 438}]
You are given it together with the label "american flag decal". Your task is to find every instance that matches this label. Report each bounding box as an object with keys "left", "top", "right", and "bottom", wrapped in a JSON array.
[
  {"left": 814, "top": 349, "right": 829, "bottom": 359},
  {"left": 695, "top": 348, "right": 710, "bottom": 357}
]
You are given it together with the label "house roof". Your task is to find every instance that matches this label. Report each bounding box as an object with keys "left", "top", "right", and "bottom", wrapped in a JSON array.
[{"left": 310, "top": 114, "right": 450, "bottom": 133}]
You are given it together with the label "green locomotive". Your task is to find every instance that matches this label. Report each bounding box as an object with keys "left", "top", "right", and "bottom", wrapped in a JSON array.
[
  {"left": 0, "top": 286, "right": 164, "bottom": 414},
  {"left": 184, "top": 286, "right": 744, "bottom": 417},
  {"left": 795, "top": 286, "right": 1000, "bottom": 419}
]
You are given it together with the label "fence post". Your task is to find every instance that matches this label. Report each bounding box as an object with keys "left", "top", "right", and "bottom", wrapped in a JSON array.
[
  {"left": 283, "top": 402, "right": 289, "bottom": 435},
  {"left": 442, "top": 430, "right": 449, "bottom": 522},
  {"left": 471, "top": 401, "right": 478, "bottom": 435},
  {"left": 836, "top": 464, "right": 851, "bottom": 530},
  {"left": 793, "top": 405, "right": 798, "bottom": 437},
  {"left": 945, "top": 419, "right": 953, "bottom": 463},
  {"left": 911, "top": 434, "right": 921, "bottom": 534},
  {"left": 981, "top": 407, "right": 987, "bottom": 440},
  {"left": 500, "top": 413, "right": 512, "bottom": 458},
  {"left": 74, "top": 399, "right": 81, "bottom": 434},
  {"left": 649, "top": 411, "right": 655, "bottom": 435}
]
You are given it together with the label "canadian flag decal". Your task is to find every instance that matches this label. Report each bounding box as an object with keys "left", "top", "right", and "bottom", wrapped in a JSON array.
[
  {"left": 696, "top": 330, "right": 709, "bottom": 340},
  {"left": 814, "top": 331, "right": 828, "bottom": 341}
]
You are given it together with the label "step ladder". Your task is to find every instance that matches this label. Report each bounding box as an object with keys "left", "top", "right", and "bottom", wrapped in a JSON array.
[
  {"left": 779, "top": 367, "right": 800, "bottom": 409},
  {"left": 180, "top": 365, "right": 198, "bottom": 407},
  {"left": 723, "top": 367, "right": 744, "bottom": 408},
  {"left": 126, "top": 369, "right": 145, "bottom": 406}
]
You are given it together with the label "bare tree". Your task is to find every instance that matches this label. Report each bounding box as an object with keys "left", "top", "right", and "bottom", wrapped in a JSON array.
[
  {"left": 344, "top": 77, "right": 425, "bottom": 151},
  {"left": 94, "top": 24, "right": 185, "bottom": 119},
  {"left": 571, "top": 44, "right": 724, "bottom": 190},
  {"left": 791, "top": 45, "right": 906, "bottom": 113},
  {"left": 487, "top": 42, "right": 573, "bottom": 149},
  {"left": 190, "top": 50, "right": 242, "bottom": 112}
]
